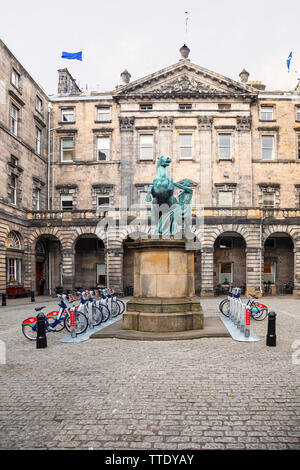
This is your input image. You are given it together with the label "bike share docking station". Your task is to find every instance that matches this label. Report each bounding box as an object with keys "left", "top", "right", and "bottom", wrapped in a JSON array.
[
  {"left": 60, "top": 290, "right": 123, "bottom": 343},
  {"left": 221, "top": 289, "right": 261, "bottom": 342}
]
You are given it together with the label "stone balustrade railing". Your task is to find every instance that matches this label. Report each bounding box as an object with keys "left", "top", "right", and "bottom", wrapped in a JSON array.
[{"left": 27, "top": 207, "right": 300, "bottom": 221}]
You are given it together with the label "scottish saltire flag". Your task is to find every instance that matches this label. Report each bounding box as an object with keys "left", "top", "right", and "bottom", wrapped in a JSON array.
[
  {"left": 286, "top": 51, "right": 292, "bottom": 72},
  {"left": 61, "top": 51, "right": 82, "bottom": 61}
]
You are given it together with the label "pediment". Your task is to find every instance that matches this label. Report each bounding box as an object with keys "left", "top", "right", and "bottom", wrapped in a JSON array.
[{"left": 114, "top": 61, "right": 257, "bottom": 99}]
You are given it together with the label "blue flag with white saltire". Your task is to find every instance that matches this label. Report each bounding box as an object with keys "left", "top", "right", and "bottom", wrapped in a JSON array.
[
  {"left": 286, "top": 51, "right": 292, "bottom": 72},
  {"left": 61, "top": 51, "right": 82, "bottom": 61}
]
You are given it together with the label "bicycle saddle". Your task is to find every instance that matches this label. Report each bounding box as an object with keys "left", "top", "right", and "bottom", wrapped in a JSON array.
[
  {"left": 34, "top": 306, "right": 46, "bottom": 312},
  {"left": 249, "top": 294, "right": 258, "bottom": 299}
]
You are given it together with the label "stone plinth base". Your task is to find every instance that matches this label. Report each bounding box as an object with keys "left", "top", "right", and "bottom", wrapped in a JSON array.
[
  {"left": 124, "top": 297, "right": 203, "bottom": 332},
  {"left": 122, "top": 239, "right": 204, "bottom": 333}
]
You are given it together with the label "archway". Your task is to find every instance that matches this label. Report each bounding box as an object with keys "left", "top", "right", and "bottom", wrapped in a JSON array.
[
  {"left": 35, "top": 234, "right": 62, "bottom": 295},
  {"left": 213, "top": 232, "right": 246, "bottom": 294},
  {"left": 264, "top": 232, "right": 294, "bottom": 295},
  {"left": 74, "top": 234, "right": 105, "bottom": 290}
]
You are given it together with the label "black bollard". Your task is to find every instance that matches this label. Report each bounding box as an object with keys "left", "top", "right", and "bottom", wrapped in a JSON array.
[
  {"left": 2, "top": 293, "right": 6, "bottom": 306},
  {"left": 36, "top": 312, "right": 47, "bottom": 349},
  {"left": 266, "top": 311, "right": 276, "bottom": 347},
  {"left": 31, "top": 290, "right": 35, "bottom": 302}
]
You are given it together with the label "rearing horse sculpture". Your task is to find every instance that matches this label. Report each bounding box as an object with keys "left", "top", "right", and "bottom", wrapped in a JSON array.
[{"left": 146, "top": 156, "right": 193, "bottom": 235}]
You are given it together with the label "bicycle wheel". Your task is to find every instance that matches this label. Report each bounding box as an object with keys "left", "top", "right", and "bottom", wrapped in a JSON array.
[
  {"left": 22, "top": 321, "right": 37, "bottom": 341},
  {"left": 117, "top": 299, "right": 125, "bottom": 315},
  {"left": 252, "top": 308, "right": 268, "bottom": 321},
  {"left": 99, "top": 304, "right": 110, "bottom": 322},
  {"left": 92, "top": 305, "right": 103, "bottom": 326},
  {"left": 220, "top": 299, "right": 230, "bottom": 317},
  {"left": 219, "top": 299, "right": 227, "bottom": 313},
  {"left": 64, "top": 311, "right": 88, "bottom": 334},
  {"left": 111, "top": 300, "right": 120, "bottom": 318}
]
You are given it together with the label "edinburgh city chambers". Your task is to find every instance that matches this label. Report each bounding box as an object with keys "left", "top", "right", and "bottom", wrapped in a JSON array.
[{"left": 1, "top": 38, "right": 300, "bottom": 300}]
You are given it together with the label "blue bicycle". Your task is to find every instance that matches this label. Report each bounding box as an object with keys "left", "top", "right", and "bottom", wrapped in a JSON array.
[
  {"left": 220, "top": 289, "right": 268, "bottom": 321},
  {"left": 22, "top": 294, "right": 88, "bottom": 341}
]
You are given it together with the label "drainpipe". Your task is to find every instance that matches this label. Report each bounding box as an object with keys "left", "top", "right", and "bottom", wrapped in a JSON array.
[
  {"left": 260, "top": 215, "right": 265, "bottom": 295},
  {"left": 47, "top": 103, "right": 52, "bottom": 210},
  {"left": 106, "top": 229, "right": 109, "bottom": 288}
]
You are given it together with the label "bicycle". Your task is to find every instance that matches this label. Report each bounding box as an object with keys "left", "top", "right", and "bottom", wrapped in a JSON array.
[
  {"left": 22, "top": 294, "right": 88, "bottom": 341},
  {"left": 99, "top": 288, "right": 125, "bottom": 317},
  {"left": 75, "top": 290, "right": 110, "bottom": 325},
  {"left": 220, "top": 291, "right": 268, "bottom": 321}
]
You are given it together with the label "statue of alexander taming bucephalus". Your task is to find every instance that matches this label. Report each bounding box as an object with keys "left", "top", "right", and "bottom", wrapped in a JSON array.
[{"left": 146, "top": 156, "right": 193, "bottom": 236}]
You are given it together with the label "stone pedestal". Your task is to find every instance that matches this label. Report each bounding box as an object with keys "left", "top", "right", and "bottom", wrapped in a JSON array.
[{"left": 123, "top": 239, "right": 203, "bottom": 332}]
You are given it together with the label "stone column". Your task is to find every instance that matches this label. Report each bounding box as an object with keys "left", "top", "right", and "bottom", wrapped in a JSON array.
[
  {"left": 237, "top": 116, "right": 252, "bottom": 206},
  {"left": 61, "top": 248, "right": 75, "bottom": 292},
  {"left": 201, "top": 247, "right": 214, "bottom": 296},
  {"left": 293, "top": 247, "right": 300, "bottom": 296},
  {"left": 104, "top": 238, "right": 124, "bottom": 294},
  {"left": 246, "top": 247, "right": 263, "bottom": 296},
  {"left": 198, "top": 116, "right": 213, "bottom": 206},
  {"left": 119, "top": 116, "right": 135, "bottom": 207}
]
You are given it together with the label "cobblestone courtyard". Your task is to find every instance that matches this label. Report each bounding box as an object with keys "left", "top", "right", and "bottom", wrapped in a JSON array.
[{"left": 0, "top": 296, "right": 299, "bottom": 450}]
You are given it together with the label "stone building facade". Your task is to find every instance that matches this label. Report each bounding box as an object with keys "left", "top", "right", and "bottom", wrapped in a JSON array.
[{"left": 1, "top": 39, "right": 300, "bottom": 298}]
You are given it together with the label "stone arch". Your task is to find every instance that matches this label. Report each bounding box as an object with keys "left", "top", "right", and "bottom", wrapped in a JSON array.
[
  {"left": 204, "top": 224, "right": 251, "bottom": 248},
  {"left": 73, "top": 229, "right": 106, "bottom": 290},
  {"left": 213, "top": 229, "right": 247, "bottom": 292},
  {"left": 28, "top": 226, "right": 65, "bottom": 250},
  {"left": 263, "top": 224, "right": 298, "bottom": 245},
  {"left": 263, "top": 229, "right": 295, "bottom": 294}
]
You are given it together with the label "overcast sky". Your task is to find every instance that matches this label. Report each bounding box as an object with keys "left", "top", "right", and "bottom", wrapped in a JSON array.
[{"left": 1, "top": 0, "right": 300, "bottom": 95}]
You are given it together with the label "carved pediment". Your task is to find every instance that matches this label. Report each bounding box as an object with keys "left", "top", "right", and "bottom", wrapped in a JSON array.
[{"left": 114, "top": 61, "right": 257, "bottom": 99}]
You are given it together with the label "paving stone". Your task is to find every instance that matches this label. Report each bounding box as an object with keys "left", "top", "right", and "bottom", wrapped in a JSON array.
[{"left": 0, "top": 297, "right": 299, "bottom": 450}]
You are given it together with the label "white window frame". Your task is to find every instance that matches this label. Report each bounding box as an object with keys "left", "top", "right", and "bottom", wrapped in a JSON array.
[
  {"left": 60, "top": 137, "right": 75, "bottom": 162},
  {"left": 261, "top": 135, "right": 275, "bottom": 160},
  {"left": 97, "top": 136, "right": 111, "bottom": 161},
  {"left": 262, "top": 192, "right": 275, "bottom": 208},
  {"left": 296, "top": 107, "right": 300, "bottom": 121},
  {"left": 34, "top": 188, "right": 40, "bottom": 211},
  {"left": 297, "top": 134, "right": 300, "bottom": 160},
  {"left": 35, "top": 96, "right": 43, "bottom": 113},
  {"left": 218, "top": 190, "right": 233, "bottom": 207},
  {"left": 61, "top": 194, "right": 73, "bottom": 211},
  {"left": 11, "top": 69, "right": 20, "bottom": 88},
  {"left": 35, "top": 127, "right": 41, "bottom": 154},
  {"left": 218, "top": 133, "right": 232, "bottom": 159},
  {"left": 61, "top": 108, "right": 75, "bottom": 123},
  {"left": 10, "top": 174, "right": 17, "bottom": 205},
  {"left": 7, "top": 258, "right": 22, "bottom": 284},
  {"left": 10, "top": 103, "right": 19, "bottom": 136},
  {"left": 96, "top": 107, "right": 111, "bottom": 122},
  {"left": 179, "top": 133, "right": 193, "bottom": 159},
  {"left": 139, "top": 134, "right": 154, "bottom": 161},
  {"left": 260, "top": 106, "right": 274, "bottom": 121}
]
